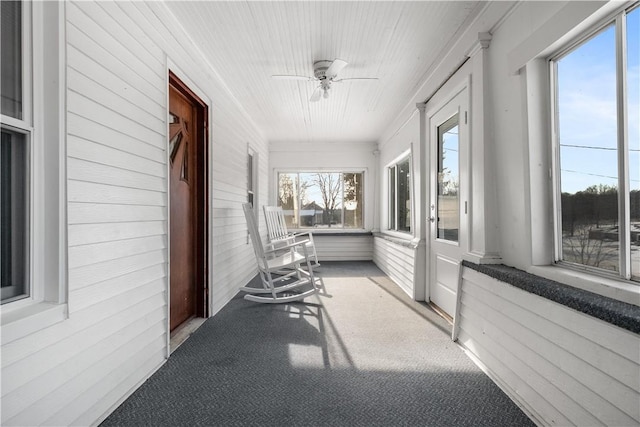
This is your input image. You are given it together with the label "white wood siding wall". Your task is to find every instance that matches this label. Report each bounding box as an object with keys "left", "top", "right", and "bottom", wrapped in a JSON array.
[
  {"left": 1, "top": 2, "right": 267, "bottom": 426},
  {"left": 457, "top": 268, "right": 640, "bottom": 426},
  {"left": 313, "top": 235, "right": 373, "bottom": 261},
  {"left": 372, "top": 236, "right": 415, "bottom": 297}
]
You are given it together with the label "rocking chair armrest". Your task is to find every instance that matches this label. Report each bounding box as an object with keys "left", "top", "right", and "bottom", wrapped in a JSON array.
[
  {"left": 290, "top": 231, "right": 314, "bottom": 241},
  {"left": 264, "top": 238, "right": 311, "bottom": 254}
]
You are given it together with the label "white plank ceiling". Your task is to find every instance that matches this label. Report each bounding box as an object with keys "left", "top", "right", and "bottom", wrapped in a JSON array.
[{"left": 164, "top": 1, "right": 484, "bottom": 144}]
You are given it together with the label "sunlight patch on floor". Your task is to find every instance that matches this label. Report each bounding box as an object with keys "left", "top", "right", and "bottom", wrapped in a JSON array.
[{"left": 287, "top": 343, "right": 326, "bottom": 369}]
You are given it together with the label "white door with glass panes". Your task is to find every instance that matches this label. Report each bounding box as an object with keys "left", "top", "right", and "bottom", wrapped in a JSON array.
[{"left": 428, "top": 88, "right": 469, "bottom": 318}]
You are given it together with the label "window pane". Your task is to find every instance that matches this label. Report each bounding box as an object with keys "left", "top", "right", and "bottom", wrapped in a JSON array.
[
  {"left": 302, "top": 172, "right": 342, "bottom": 228},
  {"left": 389, "top": 166, "right": 396, "bottom": 229},
  {"left": 437, "top": 116, "right": 459, "bottom": 241},
  {"left": 278, "top": 171, "right": 364, "bottom": 230},
  {"left": 628, "top": 6, "right": 640, "bottom": 280},
  {"left": 247, "top": 153, "right": 254, "bottom": 206},
  {"left": 1, "top": 1, "right": 23, "bottom": 119},
  {"left": 278, "top": 173, "right": 299, "bottom": 228},
  {"left": 247, "top": 154, "right": 253, "bottom": 192},
  {"left": 1, "top": 129, "right": 29, "bottom": 303},
  {"left": 397, "top": 159, "right": 411, "bottom": 232},
  {"left": 557, "top": 25, "right": 619, "bottom": 273},
  {"left": 343, "top": 173, "right": 363, "bottom": 229}
]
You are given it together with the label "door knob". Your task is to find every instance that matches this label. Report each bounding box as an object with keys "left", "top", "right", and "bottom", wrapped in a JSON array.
[{"left": 429, "top": 216, "right": 436, "bottom": 223}]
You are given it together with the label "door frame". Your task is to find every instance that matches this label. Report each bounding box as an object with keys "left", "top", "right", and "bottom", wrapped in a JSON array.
[
  {"left": 424, "top": 75, "right": 471, "bottom": 317},
  {"left": 167, "top": 70, "right": 209, "bottom": 336}
]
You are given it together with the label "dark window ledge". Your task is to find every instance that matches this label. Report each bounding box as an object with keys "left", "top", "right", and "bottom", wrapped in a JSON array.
[
  {"left": 462, "top": 260, "right": 640, "bottom": 335},
  {"left": 296, "top": 231, "right": 373, "bottom": 237}
]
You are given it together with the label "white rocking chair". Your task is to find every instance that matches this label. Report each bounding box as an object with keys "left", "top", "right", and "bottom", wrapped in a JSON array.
[
  {"left": 263, "top": 205, "right": 320, "bottom": 269},
  {"left": 241, "top": 203, "right": 318, "bottom": 303}
]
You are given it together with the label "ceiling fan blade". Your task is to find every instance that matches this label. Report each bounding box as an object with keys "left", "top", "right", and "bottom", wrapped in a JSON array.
[
  {"left": 326, "top": 59, "right": 348, "bottom": 79},
  {"left": 272, "top": 75, "right": 314, "bottom": 81},
  {"left": 333, "top": 77, "right": 379, "bottom": 82},
  {"left": 309, "top": 86, "right": 322, "bottom": 102}
]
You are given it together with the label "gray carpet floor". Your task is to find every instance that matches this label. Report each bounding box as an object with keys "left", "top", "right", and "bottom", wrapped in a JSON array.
[{"left": 102, "top": 261, "right": 534, "bottom": 427}]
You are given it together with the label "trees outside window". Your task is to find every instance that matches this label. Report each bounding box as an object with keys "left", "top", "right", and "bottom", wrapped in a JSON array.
[{"left": 277, "top": 172, "right": 364, "bottom": 229}]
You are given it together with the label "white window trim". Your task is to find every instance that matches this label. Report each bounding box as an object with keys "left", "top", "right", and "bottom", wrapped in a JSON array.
[
  {"left": 1, "top": 1, "right": 67, "bottom": 339},
  {"left": 384, "top": 149, "right": 413, "bottom": 238},
  {"left": 523, "top": 2, "right": 639, "bottom": 305},
  {"left": 274, "top": 168, "right": 366, "bottom": 233}
]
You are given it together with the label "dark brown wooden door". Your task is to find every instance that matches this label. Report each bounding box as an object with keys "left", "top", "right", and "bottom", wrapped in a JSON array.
[{"left": 169, "top": 79, "right": 206, "bottom": 332}]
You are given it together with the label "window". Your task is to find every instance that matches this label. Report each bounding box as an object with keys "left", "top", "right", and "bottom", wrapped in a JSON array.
[
  {"left": 1, "top": 0, "right": 30, "bottom": 303},
  {"left": 247, "top": 149, "right": 255, "bottom": 207},
  {"left": 1, "top": 1, "right": 65, "bottom": 312},
  {"left": 388, "top": 156, "right": 411, "bottom": 232},
  {"left": 551, "top": 4, "right": 639, "bottom": 282},
  {"left": 277, "top": 172, "right": 363, "bottom": 229}
]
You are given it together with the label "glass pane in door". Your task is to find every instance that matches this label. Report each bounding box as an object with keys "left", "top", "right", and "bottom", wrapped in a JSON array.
[{"left": 437, "top": 114, "right": 459, "bottom": 242}]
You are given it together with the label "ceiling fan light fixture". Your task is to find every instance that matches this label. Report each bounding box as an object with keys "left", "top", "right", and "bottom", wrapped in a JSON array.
[{"left": 323, "top": 88, "right": 330, "bottom": 99}]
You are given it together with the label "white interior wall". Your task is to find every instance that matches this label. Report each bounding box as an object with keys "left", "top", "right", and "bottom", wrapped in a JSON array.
[
  {"left": 489, "top": 0, "right": 594, "bottom": 269},
  {"left": 377, "top": 113, "right": 420, "bottom": 237},
  {"left": 374, "top": 113, "right": 421, "bottom": 297},
  {"left": 1, "top": 2, "right": 268, "bottom": 426},
  {"left": 488, "top": 4, "right": 544, "bottom": 268}
]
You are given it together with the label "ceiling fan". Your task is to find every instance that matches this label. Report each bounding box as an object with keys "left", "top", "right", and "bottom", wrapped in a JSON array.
[{"left": 272, "top": 59, "right": 378, "bottom": 102}]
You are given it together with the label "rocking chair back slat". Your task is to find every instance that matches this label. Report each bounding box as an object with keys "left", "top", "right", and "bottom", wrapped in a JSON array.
[
  {"left": 262, "top": 205, "right": 320, "bottom": 269},
  {"left": 264, "top": 206, "right": 290, "bottom": 241}
]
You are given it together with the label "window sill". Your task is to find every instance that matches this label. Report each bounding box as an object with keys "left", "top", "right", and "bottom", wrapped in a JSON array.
[
  {"left": 462, "top": 261, "right": 640, "bottom": 334},
  {"left": 1, "top": 301, "right": 68, "bottom": 345},
  {"left": 527, "top": 265, "right": 640, "bottom": 307}
]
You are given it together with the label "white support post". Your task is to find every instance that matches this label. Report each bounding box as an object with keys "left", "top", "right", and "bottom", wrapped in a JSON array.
[
  {"left": 465, "top": 32, "right": 502, "bottom": 264},
  {"left": 413, "top": 102, "right": 428, "bottom": 302}
]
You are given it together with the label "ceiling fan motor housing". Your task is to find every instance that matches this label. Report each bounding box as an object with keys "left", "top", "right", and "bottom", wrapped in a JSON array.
[{"left": 313, "top": 60, "right": 333, "bottom": 80}]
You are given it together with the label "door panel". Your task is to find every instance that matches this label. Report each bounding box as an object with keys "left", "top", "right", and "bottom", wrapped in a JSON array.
[
  {"left": 428, "top": 88, "right": 468, "bottom": 318},
  {"left": 168, "top": 73, "right": 211, "bottom": 333},
  {"left": 169, "top": 86, "right": 197, "bottom": 331},
  {"left": 432, "top": 255, "right": 458, "bottom": 316}
]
